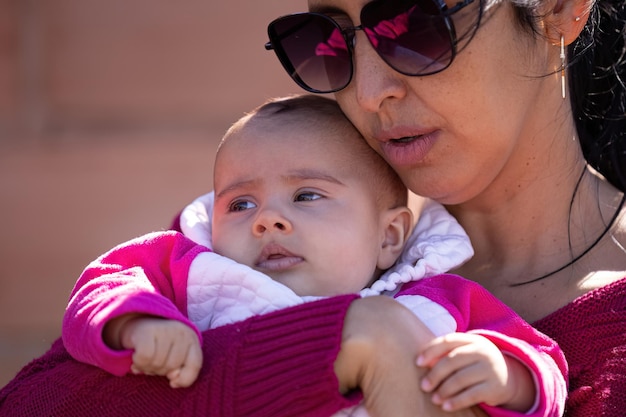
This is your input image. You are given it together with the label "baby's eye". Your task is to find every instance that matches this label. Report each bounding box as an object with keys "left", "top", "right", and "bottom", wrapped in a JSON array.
[
  {"left": 228, "top": 200, "right": 257, "bottom": 212},
  {"left": 295, "top": 191, "right": 322, "bottom": 202}
]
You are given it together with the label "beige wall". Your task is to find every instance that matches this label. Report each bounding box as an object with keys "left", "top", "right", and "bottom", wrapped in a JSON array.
[{"left": 0, "top": 0, "right": 306, "bottom": 386}]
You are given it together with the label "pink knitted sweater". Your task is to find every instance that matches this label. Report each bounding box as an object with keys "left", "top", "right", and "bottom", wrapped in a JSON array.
[
  {"left": 1, "top": 203, "right": 623, "bottom": 415},
  {"left": 534, "top": 277, "right": 626, "bottom": 416},
  {"left": 2, "top": 278, "right": 623, "bottom": 416},
  {"left": 0, "top": 295, "right": 360, "bottom": 416},
  {"left": 0, "top": 230, "right": 567, "bottom": 417}
]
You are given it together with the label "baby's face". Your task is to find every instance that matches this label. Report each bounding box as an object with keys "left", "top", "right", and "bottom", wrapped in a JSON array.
[{"left": 211, "top": 124, "right": 386, "bottom": 296}]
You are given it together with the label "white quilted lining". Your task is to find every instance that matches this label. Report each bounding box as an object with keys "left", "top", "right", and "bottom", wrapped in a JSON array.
[{"left": 187, "top": 251, "right": 303, "bottom": 331}]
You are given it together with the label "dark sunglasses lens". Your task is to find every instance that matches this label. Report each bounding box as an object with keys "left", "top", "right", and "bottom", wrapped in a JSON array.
[
  {"left": 361, "top": 0, "right": 454, "bottom": 75},
  {"left": 268, "top": 14, "right": 352, "bottom": 93}
]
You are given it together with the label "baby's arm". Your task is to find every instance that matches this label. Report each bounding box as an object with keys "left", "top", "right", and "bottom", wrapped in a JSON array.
[
  {"left": 62, "top": 231, "right": 208, "bottom": 377},
  {"left": 397, "top": 274, "right": 567, "bottom": 417},
  {"left": 418, "top": 332, "right": 534, "bottom": 412},
  {"left": 103, "top": 314, "right": 202, "bottom": 388}
]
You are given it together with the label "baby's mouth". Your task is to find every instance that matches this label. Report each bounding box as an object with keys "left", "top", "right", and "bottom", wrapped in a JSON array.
[{"left": 255, "top": 243, "right": 304, "bottom": 271}]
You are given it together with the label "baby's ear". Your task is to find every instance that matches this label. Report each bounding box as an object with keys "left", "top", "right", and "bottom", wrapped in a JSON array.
[{"left": 377, "top": 207, "right": 413, "bottom": 270}]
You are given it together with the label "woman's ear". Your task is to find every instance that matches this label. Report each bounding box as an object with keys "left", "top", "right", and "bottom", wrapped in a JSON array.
[
  {"left": 544, "top": 0, "right": 593, "bottom": 45},
  {"left": 377, "top": 207, "right": 413, "bottom": 270}
]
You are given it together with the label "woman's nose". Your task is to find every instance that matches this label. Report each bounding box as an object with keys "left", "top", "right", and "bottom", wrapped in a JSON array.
[
  {"left": 252, "top": 209, "right": 293, "bottom": 236},
  {"left": 351, "top": 32, "right": 407, "bottom": 112}
]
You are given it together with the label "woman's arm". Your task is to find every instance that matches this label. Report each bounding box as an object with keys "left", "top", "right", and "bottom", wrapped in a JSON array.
[
  {"left": 3, "top": 289, "right": 493, "bottom": 417},
  {"left": 336, "top": 295, "right": 488, "bottom": 417}
]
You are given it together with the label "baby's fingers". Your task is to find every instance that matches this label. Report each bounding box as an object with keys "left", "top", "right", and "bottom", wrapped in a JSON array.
[
  {"left": 167, "top": 340, "right": 203, "bottom": 388},
  {"left": 417, "top": 333, "right": 470, "bottom": 370},
  {"left": 132, "top": 339, "right": 171, "bottom": 374},
  {"left": 429, "top": 364, "right": 486, "bottom": 410},
  {"left": 435, "top": 383, "right": 489, "bottom": 412},
  {"left": 420, "top": 347, "right": 477, "bottom": 394}
]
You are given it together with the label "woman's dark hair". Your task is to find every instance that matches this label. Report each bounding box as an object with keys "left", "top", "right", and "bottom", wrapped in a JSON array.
[
  {"left": 569, "top": 0, "right": 626, "bottom": 191},
  {"left": 513, "top": 0, "right": 626, "bottom": 191}
]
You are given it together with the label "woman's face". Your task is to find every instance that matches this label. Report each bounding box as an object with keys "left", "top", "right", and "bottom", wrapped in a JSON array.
[{"left": 308, "top": 0, "right": 558, "bottom": 205}]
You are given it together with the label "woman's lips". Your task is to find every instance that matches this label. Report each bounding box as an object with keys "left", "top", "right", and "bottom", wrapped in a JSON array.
[
  {"left": 255, "top": 243, "right": 304, "bottom": 271},
  {"left": 378, "top": 130, "right": 438, "bottom": 167}
]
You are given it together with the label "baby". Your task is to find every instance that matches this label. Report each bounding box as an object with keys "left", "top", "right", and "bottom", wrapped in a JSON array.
[{"left": 63, "top": 94, "right": 566, "bottom": 416}]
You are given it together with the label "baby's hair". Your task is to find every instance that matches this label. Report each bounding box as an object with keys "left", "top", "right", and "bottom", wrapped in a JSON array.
[{"left": 219, "top": 94, "right": 408, "bottom": 209}]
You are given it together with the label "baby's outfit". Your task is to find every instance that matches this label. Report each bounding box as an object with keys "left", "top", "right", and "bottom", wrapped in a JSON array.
[{"left": 63, "top": 193, "right": 567, "bottom": 417}]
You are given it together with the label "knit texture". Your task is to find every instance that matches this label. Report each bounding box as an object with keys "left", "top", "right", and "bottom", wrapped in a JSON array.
[
  {"left": 534, "top": 277, "right": 626, "bottom": 417},
  {"left": 0, "top": 295, "right": 360, "bottom": 417}
]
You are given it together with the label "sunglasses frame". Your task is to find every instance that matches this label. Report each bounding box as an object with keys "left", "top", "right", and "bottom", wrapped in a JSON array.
[{"left": 265, "top": 0, "right": 478, "bottom": 94}]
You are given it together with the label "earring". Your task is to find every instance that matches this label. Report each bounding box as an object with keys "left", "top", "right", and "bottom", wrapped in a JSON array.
[
  {"left": 575, "top": 16, "right": 581, "bottom": 22},
  {"left": 560, "top": 35, "right": 566, "bottom": 99}
]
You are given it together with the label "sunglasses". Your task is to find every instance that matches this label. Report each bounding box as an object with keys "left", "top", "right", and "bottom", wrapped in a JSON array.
[{"left": 265, "top": 0, "right": 480, "bottom": 93}]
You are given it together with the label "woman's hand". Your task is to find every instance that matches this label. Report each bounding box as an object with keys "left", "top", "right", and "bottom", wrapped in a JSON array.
[{"left": 334, "top": 296, "right": 487, "bottom": 417}]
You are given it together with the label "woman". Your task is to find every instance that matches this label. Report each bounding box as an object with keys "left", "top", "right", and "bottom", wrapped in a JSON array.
[
  {"left": 1, "top": 0, "right": 624, "bottom": 415},
  {"left": 265, "top": 0, "right": 626, "bottom": 414}
]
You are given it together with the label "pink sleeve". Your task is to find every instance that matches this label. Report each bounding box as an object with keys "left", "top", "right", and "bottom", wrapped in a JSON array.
[
  {"left": 61, "top": 231, "right": 209, "bottom": 376},
  {"left": 398, "top": 274, "right": 568, "bottom": 417}
]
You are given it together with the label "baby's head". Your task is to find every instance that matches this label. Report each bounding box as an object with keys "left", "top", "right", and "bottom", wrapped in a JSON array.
[{"left": 211, "top": 94, "right": 412, "bottom": 296}]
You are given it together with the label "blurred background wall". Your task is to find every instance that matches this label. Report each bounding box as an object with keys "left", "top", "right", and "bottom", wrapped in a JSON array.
[{"left": 0, "top": 0, "right": 304, "bottom": 386}]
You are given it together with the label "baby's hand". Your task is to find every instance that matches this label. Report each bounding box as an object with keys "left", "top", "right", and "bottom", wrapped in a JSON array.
[
  {"left": 119, "top": 317, "right": 203, "bottom": 388},
  {"left": 417, "top": 333, "right": 533, "bottom": 413}
]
